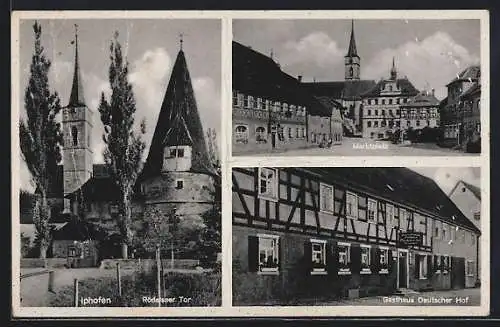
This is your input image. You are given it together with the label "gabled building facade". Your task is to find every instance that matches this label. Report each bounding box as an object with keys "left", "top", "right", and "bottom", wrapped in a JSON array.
[
  {"left": 360, "top": 60, "right": 420, "bottom": 139},
  {"left": 449, "top": 180, "right": 481, "bottom": 284},
  {"left": 232, "top": 167, "right": 480, "bottom": 305},
  {"left": 399, "top": 91, "right": 440, "bottom": 130}
]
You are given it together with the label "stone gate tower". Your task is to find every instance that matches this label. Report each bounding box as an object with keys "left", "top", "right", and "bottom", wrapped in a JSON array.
[
  {"left": 62, "top": 25, "right": 93, "bottom": 210},
  {"left": 140, "top": 42, "right": 215, "bottom": 236}
]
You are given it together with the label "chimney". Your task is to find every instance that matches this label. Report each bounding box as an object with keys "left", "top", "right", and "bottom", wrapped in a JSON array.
[
  {"left": 432, "top": 88, "right": 435, "bottom": 96},
  {"left": 298, "top": 75, "right": 303, "bottom": 82}
]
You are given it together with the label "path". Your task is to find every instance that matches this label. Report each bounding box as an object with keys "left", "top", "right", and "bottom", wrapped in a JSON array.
[
  {"left": 20, "top": 267, "right": 137, "bottom": 307},
  {"left": 240, "top": 138, "right": 476, "bottom": 157}
]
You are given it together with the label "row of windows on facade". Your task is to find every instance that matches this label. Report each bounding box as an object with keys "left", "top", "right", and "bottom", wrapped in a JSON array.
[
  {"left": 364, "top": 98, "right": 410, "bottom": 106},
  {"left": 364, "top": 108, "right": 438, "bottom": 117},
  {"left": 447, "top": 100, "right": 481, "bottom": 115},
  {"left": 233, "top": 91, "right": 307, "bottom": 116},
  {"left": 443, "top": 122, "right": 481, "bottom": 138},
  {"left": 252, "top": 234, "right": 476, "bottom": 277},
  {"left": 234, "top": 125, "right": 306, "bottom": 144},
  {"left": 365, "top": 119, "right": 438, "bottom": 128},
  {"left": 256, "top": 168, "right": 476, "bottom": 246}
]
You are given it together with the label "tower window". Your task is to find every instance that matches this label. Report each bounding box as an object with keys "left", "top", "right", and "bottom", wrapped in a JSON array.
[
  {"left": 169, "top": 148, "right": 185, "bottom": 158},
  {"left": 349, "top": 67, "right": 353, "bottom": 77},
  {"left": 71, "top": 126, "right": 78, "bottom": 146},
  {"left": 175, "top": 180, "right": 184, "bottom": 190}
]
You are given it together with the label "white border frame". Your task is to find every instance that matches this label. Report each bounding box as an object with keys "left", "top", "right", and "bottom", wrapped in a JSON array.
[{"left": 11, "top": 9, "right": 490, "bottom": 318}]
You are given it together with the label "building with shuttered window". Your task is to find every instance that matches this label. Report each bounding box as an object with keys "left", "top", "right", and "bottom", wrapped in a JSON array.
[{"left": 232, "top": 167, "right": 480, "bottom": 305}]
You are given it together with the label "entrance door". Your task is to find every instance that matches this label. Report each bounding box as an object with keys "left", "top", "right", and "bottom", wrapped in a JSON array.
[
  {"left": 271, "top": 132, "right": 276, "bottom": 148},
  {"left": 398, "top": 252, "right": 408, "bottom": 288},
  {"left": 451, "top": 256, "right": 466, "bottom": 289}
]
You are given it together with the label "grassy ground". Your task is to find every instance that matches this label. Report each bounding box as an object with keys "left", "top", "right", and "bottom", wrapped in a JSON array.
[{"left": 48, "top": 270, "right": 221, "bottom": 307}]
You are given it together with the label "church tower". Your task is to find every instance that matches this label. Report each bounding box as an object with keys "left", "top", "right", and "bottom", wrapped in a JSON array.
[
  {"left": 62, "top": 25, "right": 93, "bottom": 210},
  {"left": 345, "top": 20, "right": 361, "bottom": 81},
  {"left": 390, "top": 56, "right": 398, "bottom": 80},
  {"left": 141, "top": 38, "right": 215, "bottom": 231}
]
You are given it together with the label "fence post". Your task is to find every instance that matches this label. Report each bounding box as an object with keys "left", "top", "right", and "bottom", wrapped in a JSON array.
[
  {"left": 156, "top": 246, "right": 161, "bottom": 307},
  {"left": 73, "top": 278, "right": 79, "bottom": 307},
  {"left": 116, "top": 262, "right": 122, "bottom": 297},
  {"left": 48, "top": 270, "right": 55, "bottom": 293}
]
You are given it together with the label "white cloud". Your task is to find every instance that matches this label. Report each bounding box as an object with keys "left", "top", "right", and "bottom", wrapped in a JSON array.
[
  {"left": 129, "top": 47, "right": 172, "bottom": 110},
  {"left": 364, "top": 32, "right": 480, "bottom": 99},
  {"left": 281, "top": 32, "right": 345, "bottom": 68}
]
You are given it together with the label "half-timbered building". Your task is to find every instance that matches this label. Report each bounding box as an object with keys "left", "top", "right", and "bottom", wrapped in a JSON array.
[{"left": 232, "top": 167, "right": 480, "bottom": 305}]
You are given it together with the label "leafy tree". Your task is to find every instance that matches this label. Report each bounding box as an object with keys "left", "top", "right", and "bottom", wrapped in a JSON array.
[
  {"left": 98, "top": 31, "right": 146, "bottom": 259},
  {"left": 19, "top": 21, "right": 63, "bottom": 258},
  {"left": 198, "top": 155, "right": 221, "bottom": 267}
]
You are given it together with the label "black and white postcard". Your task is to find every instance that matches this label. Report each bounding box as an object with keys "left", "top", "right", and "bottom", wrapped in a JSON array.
[{"left": 11, "top": 10, "right": 489, "bottom": 318}]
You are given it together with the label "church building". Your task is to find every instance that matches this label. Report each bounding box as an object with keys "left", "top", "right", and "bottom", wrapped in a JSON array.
[
  {"left": 23, "top": 28, "right": 217, "bottom": 263},
  {"left": 301, "top": 21, "right": 376, "bottom": 134}
]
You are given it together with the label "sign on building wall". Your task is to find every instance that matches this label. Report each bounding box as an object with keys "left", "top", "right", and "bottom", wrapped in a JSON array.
[{"left": 398, "top": 231, "right": 424, "bottom": 247}]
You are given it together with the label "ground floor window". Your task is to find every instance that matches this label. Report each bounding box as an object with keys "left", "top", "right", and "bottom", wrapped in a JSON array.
[
  {"left": 434, "top": 255, "right": 441, "bottom": 273},
  {"left": 255, "top": 126, "right": 267, "bottom": 143},
  {"left": 379, "top": 247, "right": 389, "bottom": 273},
  {"left": 360, "top": 245, "right": 371, "bottom": 273},
  {"left": 338, "top": 242, "right": 351, "bottom": 275},
  {"left": 466, "top": 260, "right": 475, "bottom": 276},
  {"left": 310, "top": 239, "right": 327, "bottom": 273},
  {"left": 252, "top": 234, "right": 280, "bottom": 273},
  {"left": 443, "top": 255, "right": 450, "bottom": 274},
  {"left": 418, "top": 254, "right": 428, "bottom": 279},
  {"left": 235, "top": 125, "right": 249, "bottom": 144}
]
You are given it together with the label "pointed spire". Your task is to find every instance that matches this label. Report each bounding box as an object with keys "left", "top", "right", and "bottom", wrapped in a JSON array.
[
  {"left": 390, "top": 56, "right": 397, "bottom": 80},
  {"left": 142, "top": 48, "right": 214, "bottom": 177},
  {"left": 68, "top": 24, "right": 86, "bottom": 107},
  {"left": 346, "top": 20, "right": 359, "bottom": 58},
  {"left": 179, "top": 33, "right": 184, "bottom": 51}
]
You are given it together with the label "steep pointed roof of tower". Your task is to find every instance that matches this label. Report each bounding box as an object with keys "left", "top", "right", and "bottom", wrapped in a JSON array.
[
  {"left": 142, "top": 49, "right": 214, "bottom": 178},
  {"left": 68, "top": 25, "right": 86, "bottom": 107},
  {"left": 346, "top": 20, "right": 359, "bottom": 58}
]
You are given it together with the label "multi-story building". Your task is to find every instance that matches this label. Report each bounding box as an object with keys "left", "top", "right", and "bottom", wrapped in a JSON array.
[
  {"left": 232, "top": 41, "right": 339, "bottom": 154},
  {"left": 449, "top": 180, "right": 481, "bottom": 284},
  {"left": 360, "top": 59, "right": 419, "bottom": 139},
  {"left": 232, "top": 167, "right": 480, "bottom": 305},
  {"left": 460, "top": 82, "right": 481, "bottom": 151},
  {"left": 440, "top": 65, "right": 481, "bottom": 149},
  {"left": 301, "top": 21, "right": 376, "bottom": 134},
  {"left": 400, "top": 90, "right": 440, "bottom": 130},
  {"left": 22, "top": 30, "right": 218, "bottom": 262}
]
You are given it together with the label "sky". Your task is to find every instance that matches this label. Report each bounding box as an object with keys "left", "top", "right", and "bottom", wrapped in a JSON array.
[
  {"left": 18, "top": 19, "right": 221, "bottom": 191},
  {"left": 411, "top": 167, "right": 480, "bottom": 195},
  {"left": 233, "top": 19, "right": 480, "bottom": 99}
]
